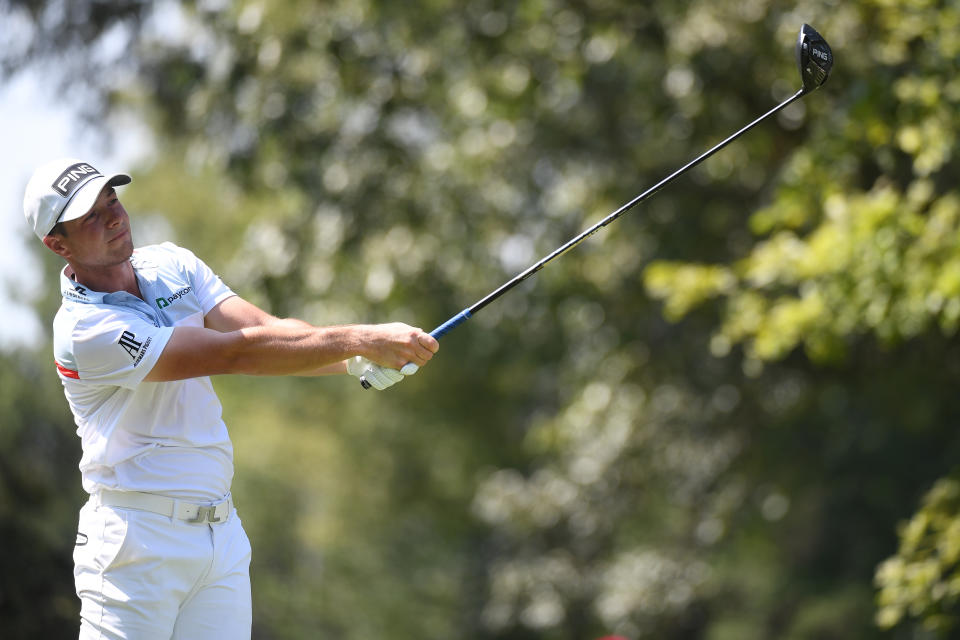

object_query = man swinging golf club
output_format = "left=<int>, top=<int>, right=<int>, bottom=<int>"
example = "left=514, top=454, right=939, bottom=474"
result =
left=26, top=20, right=832, bottom=639
left=24, top=158, right=439, bottom=639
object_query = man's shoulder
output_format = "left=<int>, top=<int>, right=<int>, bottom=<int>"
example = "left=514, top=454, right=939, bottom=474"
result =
left=52, top=299, right=126, bottom=363
left=133, top=242, right=210, bottom=277
left=54, top=297, right=131, bottom=334
left=133, top=242, right=194, bottom=265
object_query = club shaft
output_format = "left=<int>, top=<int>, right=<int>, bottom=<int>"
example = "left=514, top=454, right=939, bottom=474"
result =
left=429, top=89, right=806, bottom=340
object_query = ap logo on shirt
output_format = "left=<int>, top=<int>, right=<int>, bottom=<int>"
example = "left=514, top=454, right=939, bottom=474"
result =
left=118, top=331, right=143, bottom=359
left=118, top=330, right=153, bottom=367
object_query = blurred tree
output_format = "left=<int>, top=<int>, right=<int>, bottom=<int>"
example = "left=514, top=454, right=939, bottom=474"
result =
left=3, top=0, right=960, bottom=638
left=644, top=0, right=960, bottom=367
left=876, top=474, right=960, bottom=636
left=0, top=346, right=86, bottom=637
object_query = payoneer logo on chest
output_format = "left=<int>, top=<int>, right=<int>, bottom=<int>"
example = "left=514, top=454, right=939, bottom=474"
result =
left=156, top=286, right=192, bottom=309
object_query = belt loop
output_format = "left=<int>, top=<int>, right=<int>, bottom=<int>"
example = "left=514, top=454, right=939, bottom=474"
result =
left=170, top=498, right=180, bottom=523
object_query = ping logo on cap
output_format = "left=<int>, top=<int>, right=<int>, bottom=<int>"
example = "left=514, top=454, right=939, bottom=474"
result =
left=51, top=163, right=101, bottom=197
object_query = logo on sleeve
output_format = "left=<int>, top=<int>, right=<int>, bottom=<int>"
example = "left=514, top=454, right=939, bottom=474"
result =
left=118, top=331, right=143, bottom=358
left=118, top=330, right=153, bottom=367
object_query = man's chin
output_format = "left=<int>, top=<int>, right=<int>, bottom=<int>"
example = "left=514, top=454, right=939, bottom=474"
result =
left=119, top=237, right=135, bottom=256
left=109, top=239, right=135, bottom=264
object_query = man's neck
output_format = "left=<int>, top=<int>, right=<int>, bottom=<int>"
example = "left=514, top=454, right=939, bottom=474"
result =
left=66, top=260, right=142, bottom=300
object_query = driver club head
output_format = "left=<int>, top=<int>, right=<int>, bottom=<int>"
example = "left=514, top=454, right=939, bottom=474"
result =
left=796, top=23, right=833, bottom=94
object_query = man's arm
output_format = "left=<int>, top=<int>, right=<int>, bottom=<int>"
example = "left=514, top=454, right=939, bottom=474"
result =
left=143, top=295, right=438, bottom=382
left=204, top=295, right=309, bottom=332
left=203, top=295, right=346, bottom=375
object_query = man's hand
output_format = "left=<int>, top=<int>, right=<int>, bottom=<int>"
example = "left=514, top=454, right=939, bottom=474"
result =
left=359, top=323, right=439, bottom=370
left=346, top=356, right=405, bottom=391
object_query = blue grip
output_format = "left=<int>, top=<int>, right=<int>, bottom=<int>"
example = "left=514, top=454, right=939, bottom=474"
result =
left=430, top=309, right=472, bottom=339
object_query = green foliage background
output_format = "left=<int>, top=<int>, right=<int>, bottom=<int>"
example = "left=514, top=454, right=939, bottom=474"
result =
left=2, top=0, right=959, bottom=638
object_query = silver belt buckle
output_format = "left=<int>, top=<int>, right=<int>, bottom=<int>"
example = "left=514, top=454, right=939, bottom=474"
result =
left=188, top=505, right=222, bottom=524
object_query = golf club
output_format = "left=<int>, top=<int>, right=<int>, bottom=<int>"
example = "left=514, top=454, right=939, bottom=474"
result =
left=362, top=23, right=833, bottom=388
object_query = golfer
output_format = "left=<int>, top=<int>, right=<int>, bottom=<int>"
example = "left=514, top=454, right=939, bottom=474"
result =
left=23, top=158, right=439, bottom=639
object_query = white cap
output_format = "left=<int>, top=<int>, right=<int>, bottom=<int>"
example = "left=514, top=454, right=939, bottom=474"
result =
left=23, top=158, right=131, bottom=239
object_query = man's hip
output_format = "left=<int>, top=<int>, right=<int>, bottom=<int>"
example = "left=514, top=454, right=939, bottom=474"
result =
left=74, top=494, right=252, bottom=639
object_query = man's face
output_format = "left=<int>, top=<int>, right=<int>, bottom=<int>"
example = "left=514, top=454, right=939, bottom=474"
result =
left=50, top=186, right=134, bottom=268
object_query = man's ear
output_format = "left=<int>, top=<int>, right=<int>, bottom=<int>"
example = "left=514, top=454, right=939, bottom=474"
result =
left=43, top=234, right=71, bottom=259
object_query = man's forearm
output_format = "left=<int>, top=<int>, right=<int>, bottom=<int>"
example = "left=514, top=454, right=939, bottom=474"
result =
left=230, top=324, right=369, bottom=376
left=295, top=361, right=349, bottom=377
left=252, top=318, right=350, bottom=376
left=147, top=324, right=366, bottom=381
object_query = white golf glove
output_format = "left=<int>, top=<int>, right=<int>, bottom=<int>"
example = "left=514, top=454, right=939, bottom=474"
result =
left=347, top=356, right=406, bottom=391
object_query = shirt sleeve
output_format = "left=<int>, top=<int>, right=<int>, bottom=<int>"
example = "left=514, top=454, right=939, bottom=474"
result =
left=70, top=310, right=175, bottom=390
left=161, top=242, right=236, bottom=314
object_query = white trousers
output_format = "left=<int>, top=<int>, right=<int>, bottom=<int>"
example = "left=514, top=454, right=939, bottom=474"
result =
left=74, top=498, right=252, bottom=640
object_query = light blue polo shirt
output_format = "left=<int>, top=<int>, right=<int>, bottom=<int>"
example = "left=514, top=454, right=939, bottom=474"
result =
left=53, top=242, right=238, bottom=502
